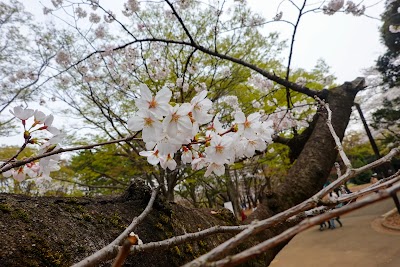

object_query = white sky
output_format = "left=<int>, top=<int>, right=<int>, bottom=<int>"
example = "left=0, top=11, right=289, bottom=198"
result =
left=246, top=0, right=385, bottom=83
left=2, top=0, right=387, bottom=146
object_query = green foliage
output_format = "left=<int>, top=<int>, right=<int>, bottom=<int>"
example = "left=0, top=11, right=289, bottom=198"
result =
left=380, top=0, right=400, bottom=52
left=68, top=144, right=147, bottom=195
left=374, top=0, right=400, bottom=144
left=343, top=132, right=375, bottom=184
left=0, top=145, right=37, bottom=193
left=376, top=50, right=400, bottom=88
left=372, top=97, right=400, bottom=144
left=377, top=0, right=400, bottom=87
left=0, top=145, right=37, bottom=159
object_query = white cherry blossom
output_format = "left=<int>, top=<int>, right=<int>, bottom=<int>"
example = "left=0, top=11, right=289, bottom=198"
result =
left=190, top=90, right=213, bottom=124
left=3, top=166, right=30, bottom=182
left=160, top=154, right=177, bottom=170
left=139, top=149, right=160, bottom=165
left=207, top=115, right=225, bottom=135
left=135, top=84, right=172, bottom=119
left=13, top=167, right=27, bottom=182
left=39, top=114, right=61, bottom=135
left=1, top=167, right=13, bottom=178
left=24, top=162, right=40, bottom=178
left=241, top=137, right=267, bottom=158
left=33, top=110, right=47, bottom=124
left=156, top=135, right=182, bottom=156
left=191, top=156, right=208, bottom=170
left=123, top=85, right=277, bottom=177
left=234, top=111, right=261, bottom=139
left=163, top=103, right=192, bottom=139
left=256, top=120, right=274, bottom=143
left=205, top=134, right=233, bottom=165
left=39, top=158, right=61, bottom=177
left=10, top=106, right=34, bottom=121
left=181, top=147, right=193, bottom=164
left=127, top=110, right=163, bottom=143
left=205, top=162, right=225, bottom=177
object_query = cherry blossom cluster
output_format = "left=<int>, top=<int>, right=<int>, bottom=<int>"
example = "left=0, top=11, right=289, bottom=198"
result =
left=323, top=0, right=365, bottom=16
left=1, top=107, right=64, bottom=182
left=247, top=74, right=274, bottom=94
left=389, top=25, right=400, bottom=34
left=273, top=11, right=283, bottom=21
left=344, top=1, right=365, bottom=16
left=127, top=85, right=274, bottom=177
left=323, top=0, right=344, bottom=15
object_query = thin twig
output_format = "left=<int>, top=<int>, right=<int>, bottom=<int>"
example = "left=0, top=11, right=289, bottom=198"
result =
left=318, top=148, right=400, bottom=199
left=284, top=0, right=308, bottom=110
left=315, top=97, right=352, bottom=169
left=130, top=225, right=247, bottom=254
left=0, top=135, right=141, bottom=173
left=338, top=172, right=400, bottom=203
left=0, top=139, right=29, bottom=169
left=164, top=0, right=195, bottom=44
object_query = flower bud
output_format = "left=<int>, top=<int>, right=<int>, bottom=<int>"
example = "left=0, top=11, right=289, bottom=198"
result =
left=45, top=144, right=57, bottom=153
left=29, top=138, right=39, bottom=144
left=24, top=130, right=31, bottom=140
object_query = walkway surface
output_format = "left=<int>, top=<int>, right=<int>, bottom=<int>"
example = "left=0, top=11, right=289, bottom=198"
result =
left=270, top=197, right=400, bottom=267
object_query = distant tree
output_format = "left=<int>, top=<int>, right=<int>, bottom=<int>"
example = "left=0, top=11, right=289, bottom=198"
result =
left=68, top=144, right=145, bottom=195
left=374, top=0, right=400, bottom=144
left=342, top=132, right=375, bottom=184
left=0, top=0, right=57, bottom=134
left=377, top=0, right=400, bottom=86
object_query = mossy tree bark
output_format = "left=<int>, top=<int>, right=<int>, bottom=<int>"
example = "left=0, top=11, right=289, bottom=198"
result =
left=0, top=180, right=238, bottom=267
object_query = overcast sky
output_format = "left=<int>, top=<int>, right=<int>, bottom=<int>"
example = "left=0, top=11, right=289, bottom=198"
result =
left=246, top=0, right=385, bottom=83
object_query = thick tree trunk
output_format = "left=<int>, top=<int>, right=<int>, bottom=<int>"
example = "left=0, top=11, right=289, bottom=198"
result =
left=246, top=78, right=364, bottom=264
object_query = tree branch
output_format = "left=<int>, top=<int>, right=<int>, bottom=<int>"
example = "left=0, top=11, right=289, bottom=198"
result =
left=0, top=135, right=141, bottom=173
left=316, top=97, right=352, bottom=169
left=130, top=224, right=246, bottom=254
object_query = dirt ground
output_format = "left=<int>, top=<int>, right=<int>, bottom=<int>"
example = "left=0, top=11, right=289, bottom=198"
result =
left=384, top=212, right=400, bottom=229
left=270, top=195, right=400, bottom=267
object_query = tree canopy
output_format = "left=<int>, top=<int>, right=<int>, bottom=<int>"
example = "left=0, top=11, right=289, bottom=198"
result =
left=373, top=0, right=400, bottom=145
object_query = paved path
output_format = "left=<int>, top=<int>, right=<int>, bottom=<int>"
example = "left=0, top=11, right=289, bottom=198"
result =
left=270, top=198, right=400, bottom=267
